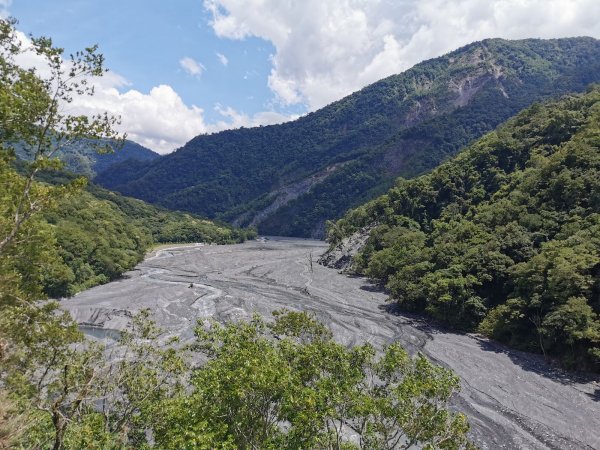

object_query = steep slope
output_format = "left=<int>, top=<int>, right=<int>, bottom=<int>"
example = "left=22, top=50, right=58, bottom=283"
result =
left=96, top=37, right=600, bottom=237
left=82, top=140, right=159, bottom=176
left=322, top=87, right=600, bottom=370
left=20, top=167, right=257, bottom=297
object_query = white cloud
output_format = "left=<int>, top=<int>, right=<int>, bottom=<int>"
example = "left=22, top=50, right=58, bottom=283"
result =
left=69, top=79, right=210, bottom=154
left=9, top=24, right=296, bottom=155
left=10, top=32, right=209, bottom=154
left=179, top=56, right=206, bottom=77
left=204, top=0, right=600, bottom=110
left=68, top=74, right=297, bottom=154
left=216, top=52, right=229, bottom=66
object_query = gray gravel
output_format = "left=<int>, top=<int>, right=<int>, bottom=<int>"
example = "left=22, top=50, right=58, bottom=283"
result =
left=64, top=238, right=600, bottom=449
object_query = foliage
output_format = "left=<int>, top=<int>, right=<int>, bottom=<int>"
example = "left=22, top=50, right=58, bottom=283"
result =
left=4, top=305, right=474, bottom=450
left=155, top=311, right=475, bottom=450
left=327, top=87, right=600, bottom=370
left=96, top=37, right=600, bottom=237
left=0, top=19, right=251, bottom=449
left=86, top=183, right=256, bottom=245
left=3, top=308, right=187, bottom=450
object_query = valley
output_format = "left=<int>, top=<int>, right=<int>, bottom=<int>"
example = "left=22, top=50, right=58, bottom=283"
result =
left=3, top=6, right=600, bottom=448
left=64, top=239, right=600, bottom=450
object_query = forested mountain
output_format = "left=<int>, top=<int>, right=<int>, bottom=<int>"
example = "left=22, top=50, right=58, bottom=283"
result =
left=96, top=37, right=600, bottom=237
left=322, top=87, right=600, bottom=370
left=8, top=162, right=255, bottom=298
left=15, top=138, right=159, bottom=178
left=48, top=183, right=256, bottom=297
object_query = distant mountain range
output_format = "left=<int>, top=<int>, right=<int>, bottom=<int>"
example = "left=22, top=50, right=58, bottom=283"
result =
left=95, top=37, right=600, bottom=237
left=16, top=139, right=159, bottom=178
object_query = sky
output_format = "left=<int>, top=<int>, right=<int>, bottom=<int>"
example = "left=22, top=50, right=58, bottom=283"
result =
left=2, top=0, right=600, bottom=154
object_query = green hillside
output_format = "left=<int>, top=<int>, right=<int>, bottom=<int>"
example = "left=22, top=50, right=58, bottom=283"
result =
left=8, top=164, right=256, bottom=298
left=96, top=37, right=600, bottom=237
left=325, top=87, right=600, bottom=370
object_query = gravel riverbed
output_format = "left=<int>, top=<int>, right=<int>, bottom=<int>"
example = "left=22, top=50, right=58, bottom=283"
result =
left=64, top=238, right=600, bottom=449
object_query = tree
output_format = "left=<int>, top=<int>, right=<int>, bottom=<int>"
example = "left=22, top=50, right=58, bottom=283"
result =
left=157, top=311, right=475, bottom=450
left=0, top=17, right=123, bottom=448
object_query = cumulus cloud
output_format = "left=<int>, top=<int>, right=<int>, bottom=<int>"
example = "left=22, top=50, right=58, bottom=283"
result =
left=69, top=74, right=296, bottom=154
left=11, top=32, right=209, bottom=154
left=11, top=31, right=296, bottom=154
left=69, top=79, right=210, bottom=154
left=204, top=0, right=600, bottom=110
left=179, top=56, right=206, bottom=77
left=216, top=52, right=229, bottom=66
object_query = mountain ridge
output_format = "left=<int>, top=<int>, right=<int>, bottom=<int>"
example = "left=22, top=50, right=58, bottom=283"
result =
left=15, top=138, right=159, bottom=178
left=96, top=36, right=600, bottom=237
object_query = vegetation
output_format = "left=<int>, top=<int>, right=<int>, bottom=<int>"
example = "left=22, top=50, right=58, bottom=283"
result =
left=96, top=37, right=600, bottom=237
left=327, top=87, right=600, bottom=371
left=4, top=307, right=475, bottom=449
left=44, top=184, right=255, bottom=297
left=0, top=18, right=472, bottom=448
left=155, top=311, right=474, bottom=450
left=4, top=160, right=255, bottom=299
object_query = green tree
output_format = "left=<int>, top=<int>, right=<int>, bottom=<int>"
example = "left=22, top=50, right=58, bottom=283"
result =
left=157, top=311, right=474, bottom=450
left=0, top=17, right=124, bottom=448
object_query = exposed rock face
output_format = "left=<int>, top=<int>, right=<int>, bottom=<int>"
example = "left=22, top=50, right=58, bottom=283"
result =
left=232, top=163, right=347, bottom=229
left=318, top=227, right=372, bottom=271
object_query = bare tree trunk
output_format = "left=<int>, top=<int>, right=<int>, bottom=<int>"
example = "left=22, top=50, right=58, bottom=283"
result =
left=51, top=413, right=66, bottom=450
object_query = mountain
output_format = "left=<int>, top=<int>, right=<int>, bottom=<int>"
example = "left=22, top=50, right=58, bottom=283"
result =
left=321, top=86, right=600, bottom=371
left=24, top=168, right=256, bottom=297
left=96, top=37, right=600, bottom=238
left=77, top=140, right=159, bottom=177
left=16, top=139, right=159, bottom=178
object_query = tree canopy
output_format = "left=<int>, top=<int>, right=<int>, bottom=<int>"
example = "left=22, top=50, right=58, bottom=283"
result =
left=327, top=86, right=600, bottom=370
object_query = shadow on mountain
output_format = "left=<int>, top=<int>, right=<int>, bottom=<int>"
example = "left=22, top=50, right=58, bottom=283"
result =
left=376, top=293, right=600, bottom=392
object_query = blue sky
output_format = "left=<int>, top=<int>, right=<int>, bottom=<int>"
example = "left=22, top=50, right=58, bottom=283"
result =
left=9, top=0, right=302, bottom=123
left=3, top=0, right=600, bottom=153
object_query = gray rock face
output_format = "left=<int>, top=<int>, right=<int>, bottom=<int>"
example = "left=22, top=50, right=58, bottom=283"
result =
left=63, top=239, right=600, bottom=450
left=318, top=228, right=372, bottom=271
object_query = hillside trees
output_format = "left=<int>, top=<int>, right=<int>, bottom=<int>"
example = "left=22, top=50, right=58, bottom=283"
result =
left=327, top=87, right=600, bottom=370
left=0, top=16, right=121, bottom=447
left=0, top=14, right=125, bottom=343
left=0, top=17, right=120, bottom=254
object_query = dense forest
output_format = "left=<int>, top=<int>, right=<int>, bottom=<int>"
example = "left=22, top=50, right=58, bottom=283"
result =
left=326, top=87, right=600, bottom=371
left=96, top=37, right=600, bottom=237
left=10, top=165, right=256, bottom=298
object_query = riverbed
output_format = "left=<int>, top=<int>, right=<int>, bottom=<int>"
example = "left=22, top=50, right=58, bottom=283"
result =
left=64, top=238, right=600, bottom=449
